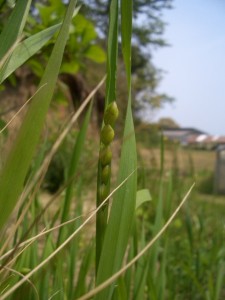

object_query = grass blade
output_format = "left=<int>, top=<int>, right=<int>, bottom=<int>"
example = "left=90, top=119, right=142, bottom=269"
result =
left=78, top=184, right=195, bottom=300
left=95, top=117, right=137, bottom=299
left=57, top=103, right=93, bottom=245
left=0, top=0, right=31, bottom=61
left=136, top=189, right=152, bottom=209
left=0, top=0, right=78, bottom=231
left=95, top=0, right=136, bottom=298
left=95, top=0, right=119, bottom=271
left=0, top=23, right=61, bottom=84
left=105, top=0, right=119, bottom=105
left=0, top=172, right=135, bottom=299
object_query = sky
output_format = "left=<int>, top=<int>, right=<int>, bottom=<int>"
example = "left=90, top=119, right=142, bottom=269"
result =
left=153, top=0, right=225, bottom=135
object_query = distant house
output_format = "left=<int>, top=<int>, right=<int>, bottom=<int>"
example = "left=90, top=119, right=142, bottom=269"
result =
left=161, top=127, right=206, bottom=146
left=161, top=127, right=225, bottom=150
left=187, top=135, right=225, bottom=150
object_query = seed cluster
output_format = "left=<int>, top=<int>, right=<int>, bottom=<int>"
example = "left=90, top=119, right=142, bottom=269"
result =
left=99, top=102, right=119, bottom=201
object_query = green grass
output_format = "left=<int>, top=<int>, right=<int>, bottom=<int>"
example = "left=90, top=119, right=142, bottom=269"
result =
left=0, top=1, right=225, bottom=299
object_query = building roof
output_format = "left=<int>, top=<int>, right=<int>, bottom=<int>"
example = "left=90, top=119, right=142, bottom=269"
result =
left=161, top=127, right=207, bottom=135
left=187, top=135, right=225, bottom=145
left=161, top=126, right=225, bottom=148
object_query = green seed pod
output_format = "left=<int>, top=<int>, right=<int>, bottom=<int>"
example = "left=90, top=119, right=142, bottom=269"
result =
left=20, top=267, right=31, bottom=275
left=101, top=165, right=110, bottom=184
left=100, top=146, right=112, bottom=166
left=104, top=101, right=119, bottom=126
left=100, top=124, right=114, bottom=145
left=99, top=184, right=108, bottom=200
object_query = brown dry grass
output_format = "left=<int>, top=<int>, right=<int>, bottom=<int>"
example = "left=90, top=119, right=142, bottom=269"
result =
left=138, top=144, right=216, bottom=174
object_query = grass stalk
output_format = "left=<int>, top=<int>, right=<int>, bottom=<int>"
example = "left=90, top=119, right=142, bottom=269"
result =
left=95, top=0, right=119, bottom=273
left=0, top=171, right=135, bottom=299
left=57, top=103, right=93, bottom=245
left=78, top=183, right=195, bottom=300
left=0, top=0, right=78, bottom=231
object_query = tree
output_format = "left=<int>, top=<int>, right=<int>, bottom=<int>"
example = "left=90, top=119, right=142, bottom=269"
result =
left=81, top=0, right=174, bottom=119
left=158, top=117, right=180, bottom=128
left=0, top=0, right=173, bottom=125
left=0, top=0, right=107, bottom=126
left=81, top=0, right=172, bottom=49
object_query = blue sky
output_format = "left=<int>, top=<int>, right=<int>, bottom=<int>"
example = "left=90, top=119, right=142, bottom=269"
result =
left=153, top=0, right=225, bottom=135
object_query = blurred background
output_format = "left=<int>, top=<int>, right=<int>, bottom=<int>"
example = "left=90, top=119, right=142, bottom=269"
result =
left=1, top=1, right=225, bottom=298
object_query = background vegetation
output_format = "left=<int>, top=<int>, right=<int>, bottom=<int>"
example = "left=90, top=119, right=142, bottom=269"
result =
left=0, top=0, right=224, bottom=299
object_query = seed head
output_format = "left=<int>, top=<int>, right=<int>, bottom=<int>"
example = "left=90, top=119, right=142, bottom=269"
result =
left=100, top=146, right=112, bottom=166
left=104, top=101, right=119, bottom=126
left=99, top=184, right=108, bottom=200
left=101, top=165, right=110, bottom=184
left=100, top=124, right=114, bottom=145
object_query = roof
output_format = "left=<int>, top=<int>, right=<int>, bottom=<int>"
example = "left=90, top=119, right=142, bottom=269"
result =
left=187, top=135, right=225, bottom=144
left=161, top=127, right=207, bottom=135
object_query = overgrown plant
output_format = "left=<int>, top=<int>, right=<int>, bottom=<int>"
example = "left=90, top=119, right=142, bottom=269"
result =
left=1, top=1, right=223, bottom=300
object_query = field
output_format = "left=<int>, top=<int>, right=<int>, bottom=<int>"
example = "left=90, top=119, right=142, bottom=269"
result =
left=2, top=119, right=225, bottom=299
left=138, top=145, right=216, bottom=173
left=1, top=1, right=225, bottom=299
left=136, top=142, right=225, bottom=299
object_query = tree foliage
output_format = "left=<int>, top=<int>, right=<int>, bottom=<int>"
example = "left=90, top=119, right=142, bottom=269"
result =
left=0, top=0, right=174, bottom=120
left=0, top=0, right=106, bottom=116
left=158, top=117, right=180, bottom=128
left=27, top=0, right=106, bottom=77
left=81, top=0, right=174, bottom=117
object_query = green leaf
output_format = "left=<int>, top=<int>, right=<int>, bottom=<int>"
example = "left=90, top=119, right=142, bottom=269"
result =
left=215, top=261, right=225, bottom=300
left=0, top=0, right=79, bottom=231
left=37, top=4, right=61, bottom=27
left=0, top=23, right=61, bottom=84
left=57, top=103, right=93, bottom=245
left=84, top=45, right=106, bottom=63
left=27, top=59, right=45, bottom=77
left=73, top=243, right=95, bottom=298
left=95, top=0, right=119, bottom=274
left=96, top=107, right=137, bottom=300
left=60, top=60, right=79, bottom=74
left=136, top=189, right=152, bottom=209
left=95, top=1, right=137, bottom=298
left=105, top=0, right=119, bottom=106
left=121, top=0, right=132, bottom=85
left=0, top=0, right=32, bottom=61
left=133, top=225, right=150, bottom=300
left=73, top=14, right=97, bottom=43
left=0, top=119, right=8, bottom=137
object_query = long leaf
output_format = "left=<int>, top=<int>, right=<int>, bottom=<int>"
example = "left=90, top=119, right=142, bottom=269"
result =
left=95, top=0, right=119, bottom=272
left=0, top=0, right=78, bottom=231
left=77, top=184, right=194, bottom=300
left=57, top=102, right=93, bottom=245
left=105, top=0, right=119, bottom=106
left=0, top=23, right=61, bottom=84
left=96, top=110, right=137, bottom=299
left=95, top=0, right=137, bottom=298
left=136, top=189, right=152, bottom=209
left=0, top=0, right=32, bottom=61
